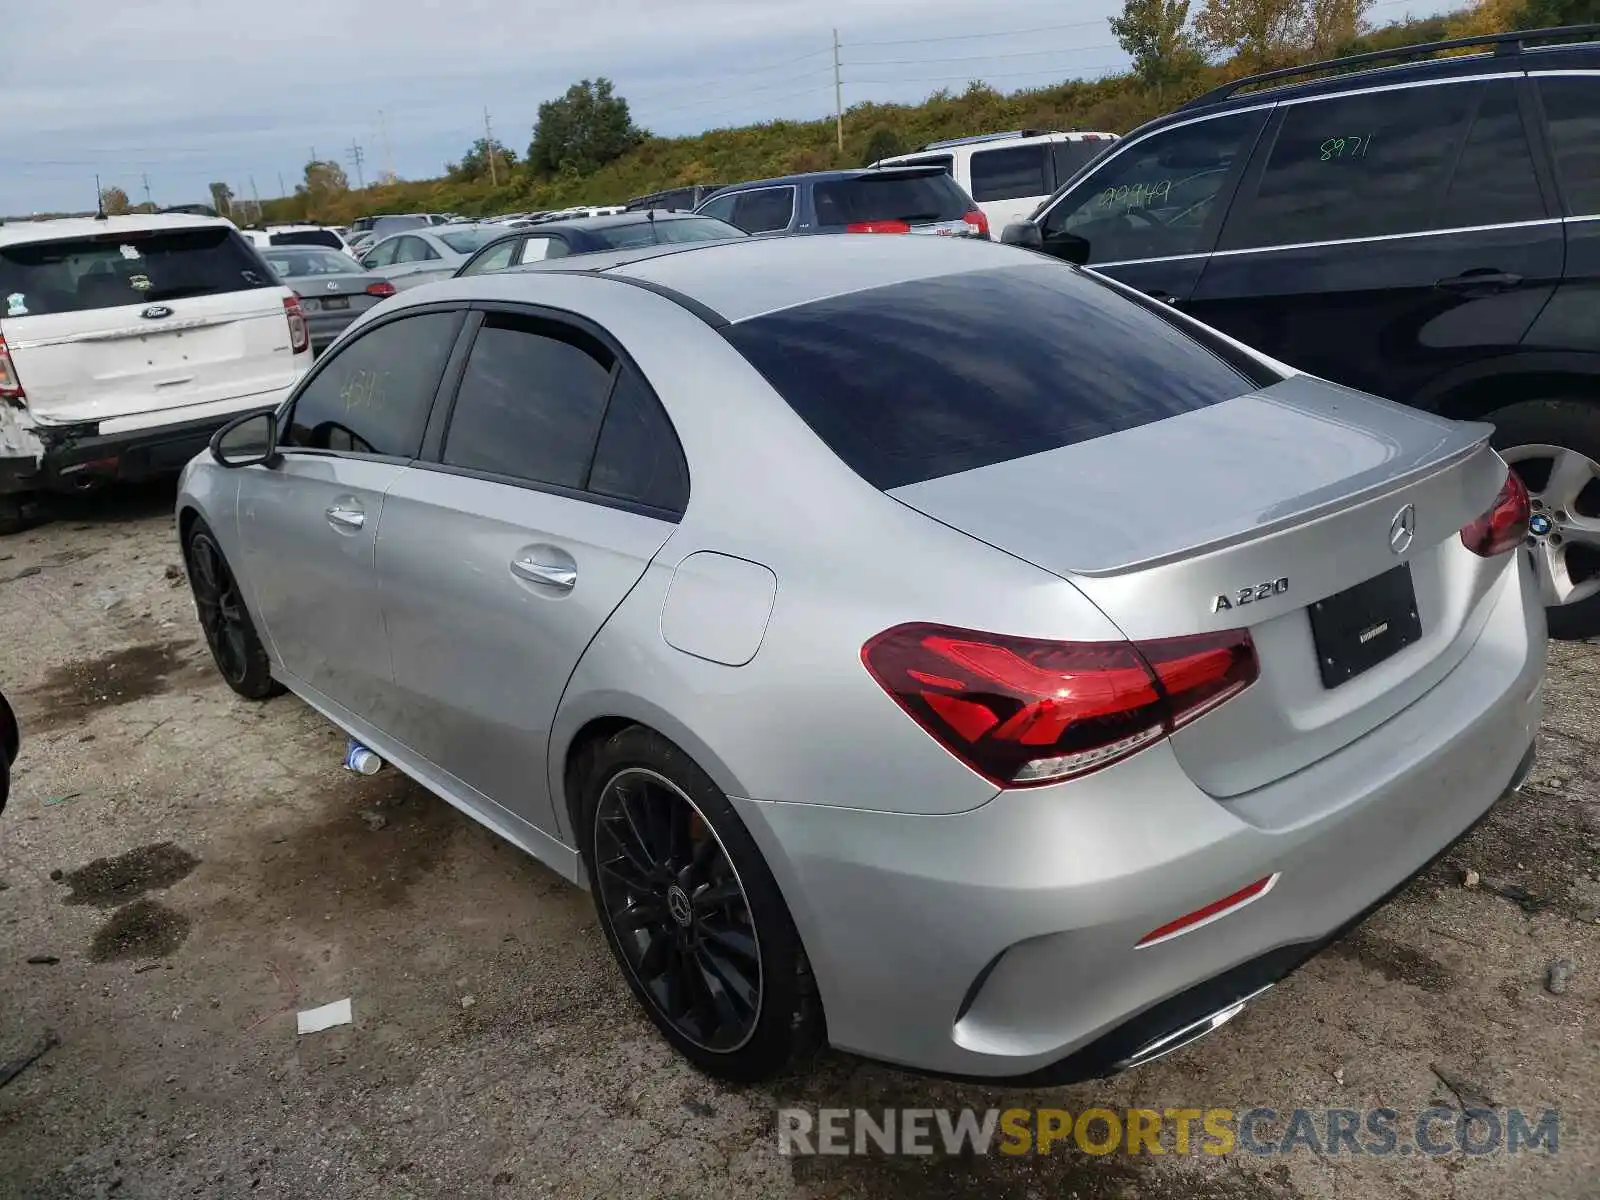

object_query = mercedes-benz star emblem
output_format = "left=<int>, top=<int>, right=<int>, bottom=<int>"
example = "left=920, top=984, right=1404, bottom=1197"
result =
left=666, top=885, right=693, bottom=927
left=1389, top=503, right=1416, bottom=555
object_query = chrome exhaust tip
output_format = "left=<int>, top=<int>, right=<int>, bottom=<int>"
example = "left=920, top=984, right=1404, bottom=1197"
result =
left=1114, top=983, right=1274, bottom=1071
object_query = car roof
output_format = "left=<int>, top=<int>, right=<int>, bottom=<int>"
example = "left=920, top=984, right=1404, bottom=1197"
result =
left=501, top=238, right=748, bottom=276
left=1174, top=37, right=1600, bottom=118
left=0, top=213, right=234, bottom=248
left=704, top=166, right=944, bottom=195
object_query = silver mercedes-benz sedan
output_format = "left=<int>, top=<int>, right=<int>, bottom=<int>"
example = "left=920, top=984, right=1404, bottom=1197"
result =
left=176, top=235, right=1546, bottom=1084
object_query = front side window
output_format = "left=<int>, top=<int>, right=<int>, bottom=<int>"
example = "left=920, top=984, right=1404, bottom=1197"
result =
left=363, top=238, right=399, bottom=268
left=461, top=240, right=518, bottom=276
left=1221, top=81, right=1488, bottom=249
left=729, top=188, right=795, bottom=234
left=695, top=192, right=737, bottom=223
left=0, top=227, right=273, bottom=316
left=969, top=145, right=1051, bottom=202
left=442, top=314, right=615, bottom=489
left=1538, top=75, right=1600, bottom=215
left=1042, top=112, right=1262, bottom=264
left=282, top=311, right=461, bottom=455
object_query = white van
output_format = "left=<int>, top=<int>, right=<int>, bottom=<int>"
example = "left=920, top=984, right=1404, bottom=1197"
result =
left=0, top=214, right=312, bottom=531
left=874, top=129, right=1119, bottom=236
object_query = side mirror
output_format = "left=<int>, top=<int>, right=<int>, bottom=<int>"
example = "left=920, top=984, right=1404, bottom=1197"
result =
left=1000, top=221, right=1044, bottom=249
left=210, top=410, right=279, bottom=469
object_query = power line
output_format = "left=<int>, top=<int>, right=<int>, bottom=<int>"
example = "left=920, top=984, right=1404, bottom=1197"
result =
left=625, top=44, right=834, bottom=99
left=847, top=43, right=1119, bottom=68
left=848, top=62, right=1127, bottom=86
left=850, top=18, right=1109, bottom=49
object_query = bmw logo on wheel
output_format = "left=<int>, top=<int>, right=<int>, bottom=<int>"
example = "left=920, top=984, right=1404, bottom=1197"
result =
left=1529, top=513, right=1553, bottom=536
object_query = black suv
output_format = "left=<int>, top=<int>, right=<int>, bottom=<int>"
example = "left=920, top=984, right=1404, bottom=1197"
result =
left=1003, top=25, right=1600, bottom=638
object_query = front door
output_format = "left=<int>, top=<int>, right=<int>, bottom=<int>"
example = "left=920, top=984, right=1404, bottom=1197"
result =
left=1187, top=77, right=1563, bottom=404
left=234, top=308, right=464, bottom=719
left=1033, top=109, right=1269, bottom=305
left=377, top=310, right=687, bottom=835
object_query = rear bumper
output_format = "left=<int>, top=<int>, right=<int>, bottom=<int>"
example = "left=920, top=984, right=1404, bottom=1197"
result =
left=0, top=386, right=295, bottom=494
left=731, top=555, right=1547, bottom=1080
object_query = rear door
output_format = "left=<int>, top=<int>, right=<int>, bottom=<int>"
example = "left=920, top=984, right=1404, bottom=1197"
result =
left=377, top=307, right=686, bottom=834
left=1527, top=73, right=1600, bottom=359
left=233, top=307, right=465, bottom=719
left=1034, top=109, right=1269, bottom=304
left=0, top=224, right=301, bottom=424
left=1188, top=76, right=1562, bottom=404
left=386, top=236, right=448, bottom=290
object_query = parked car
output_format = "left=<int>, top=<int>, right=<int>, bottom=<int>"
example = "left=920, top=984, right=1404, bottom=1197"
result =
left=625, top=185, right=726, bottom=213
left=454, top=212, right=746, bottom=276
left=0, top=213, right=312, bottom=533
left=178, top=234, right=1543, bottom=1084
left=347, top=214, right=434, bottom=242
left=241, top=225, right=349, bottom=252
left=259, top=245, right=397, bottom=352
left=695, top=167, right=990, bottom=238
left=874, top=129, right=1118, bottom=234
left=358, top=225, right=502, bottom=290
left=1001, top=25, right=1600, bottom=638
left=0, top=683, right=17, bottom=814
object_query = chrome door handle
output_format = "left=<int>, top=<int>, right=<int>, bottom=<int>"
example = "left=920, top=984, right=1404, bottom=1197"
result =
left=326, top=505, right=365, bottom=530
left=511, top=557, right=577, bottom=589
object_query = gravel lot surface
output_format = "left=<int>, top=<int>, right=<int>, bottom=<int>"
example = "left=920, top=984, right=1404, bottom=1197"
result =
left=1, top=484, right=1597, bottom=1199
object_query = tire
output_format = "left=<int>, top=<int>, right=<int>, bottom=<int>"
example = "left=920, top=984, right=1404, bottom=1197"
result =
left=1487, top=399, right=1600, bottom=641
left=578, top=725, right=823, bottom=1082
left=182, top=517, right=283, bottom=700
left=0, top=493, right=42, bottom=537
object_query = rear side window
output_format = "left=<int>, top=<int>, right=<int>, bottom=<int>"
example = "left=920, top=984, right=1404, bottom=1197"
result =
left=588, top=371, right=690, bottom=513
left=723, top=265, right=1263, bottom=490
left=1051, top=139, right=1108, bottom=187
left=812, top=173, right=969, bottom=226
left=0, top=227, right=273, bottom=317
left=1222, top=82, right=1483, bottom=249
left=443, top=314, right=615, bottom=489
left=284, top=311, right=461, bottom=456
left=730, top=188, right=795, bottom=234
left=1437, top=81, right=1544, bottom=227
left=1538, top=75, right=1600, bottom=215
left=969, top=146, right=1051, bottom=202
left=695, top=193, right=737, bottom=223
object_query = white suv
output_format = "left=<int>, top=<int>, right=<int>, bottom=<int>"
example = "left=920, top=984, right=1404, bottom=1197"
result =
left=874, top=129, right=1119, bottom=236
left=0, top=214, right=312, bottom=531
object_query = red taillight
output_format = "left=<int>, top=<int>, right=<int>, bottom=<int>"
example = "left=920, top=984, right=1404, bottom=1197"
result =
left=282, top=296, right=309, bottom=355
left=963, top=208, right=990, bottom=238
left=365, top=281, right=396, bottom=298
left=0, top=335, right=24, bottom=403
left=1136, top=874, right=1278, bottom=947
left=846, top=219, right=911, bottom=234
left=861, top=623, right=1258, bottom=787
left=1459, top=470, right=1530, bottom=557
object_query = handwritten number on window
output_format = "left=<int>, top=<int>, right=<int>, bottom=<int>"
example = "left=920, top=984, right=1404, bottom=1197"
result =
left=1319, top=133, right=1375, bottom=162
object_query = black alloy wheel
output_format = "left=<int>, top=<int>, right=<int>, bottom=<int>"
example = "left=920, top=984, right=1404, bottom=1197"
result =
left=592, top=766, right=763, bottom=1053
left=183, top=518, right=281, bottom=699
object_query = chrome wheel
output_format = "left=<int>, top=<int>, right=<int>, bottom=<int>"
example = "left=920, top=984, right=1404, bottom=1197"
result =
left=187, top=532, right=252, bottom=684
left=592, top=767, right=763, bottom=1052
left=1501, top=443, right=1600, bottom=608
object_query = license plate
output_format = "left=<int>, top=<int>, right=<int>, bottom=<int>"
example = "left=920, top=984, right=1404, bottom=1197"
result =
left=323, top=296, right=350, bottom=310
left=1308, top=564, right=1422, bottom=688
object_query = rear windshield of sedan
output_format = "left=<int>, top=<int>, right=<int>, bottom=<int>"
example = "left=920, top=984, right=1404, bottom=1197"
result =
left=722, top=264, right=1274, bottom=489
left=439, top=228, right=500, bottom=253
left=0, top=227, right=274, bottom=316
left=263, top=248, right=360, bottom=276
left=591, top=217, right=745, bottom=249
left=812, top=172, right=970, bottom=227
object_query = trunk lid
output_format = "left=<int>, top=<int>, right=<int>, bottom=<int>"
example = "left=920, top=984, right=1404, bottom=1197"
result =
left=0, top=224, right=300, bottom=425
left=889, top=376, right=1512, bottom=796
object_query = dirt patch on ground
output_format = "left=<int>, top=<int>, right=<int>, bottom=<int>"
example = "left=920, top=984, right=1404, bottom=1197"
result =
left=1327, top=928, right=1456, bottom=993
left=89, top=898, right=191, bottom=961
left=57, top=841, right=199, bottom=907
left=23, top=640, right=196, bottom=733
left=253, top=771, right=460, bottom=925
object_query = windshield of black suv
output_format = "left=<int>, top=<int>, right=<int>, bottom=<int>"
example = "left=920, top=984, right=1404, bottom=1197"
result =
left=0, top=226, right=274, bottom=316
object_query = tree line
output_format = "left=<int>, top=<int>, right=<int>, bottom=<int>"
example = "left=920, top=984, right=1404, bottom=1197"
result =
left=201, top=0, right=1585, bottom=228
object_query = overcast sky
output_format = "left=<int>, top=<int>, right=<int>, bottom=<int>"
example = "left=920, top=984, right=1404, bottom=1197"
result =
left=2, top=0, right=1441, bottom=214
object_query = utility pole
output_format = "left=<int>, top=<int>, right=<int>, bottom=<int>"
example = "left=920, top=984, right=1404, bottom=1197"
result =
left=378, top=109, right=396, bottom=182
left=833, top=28, right=844, bottom=155
left=277, top=171, right=286, bottom=198
left=483, top=107, right=499, bottom=187
left=347, top=140, right=366, bottom=189
left=249, top=174, right=262, bottom=224
left=141, top=173, right=152, bottom=209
